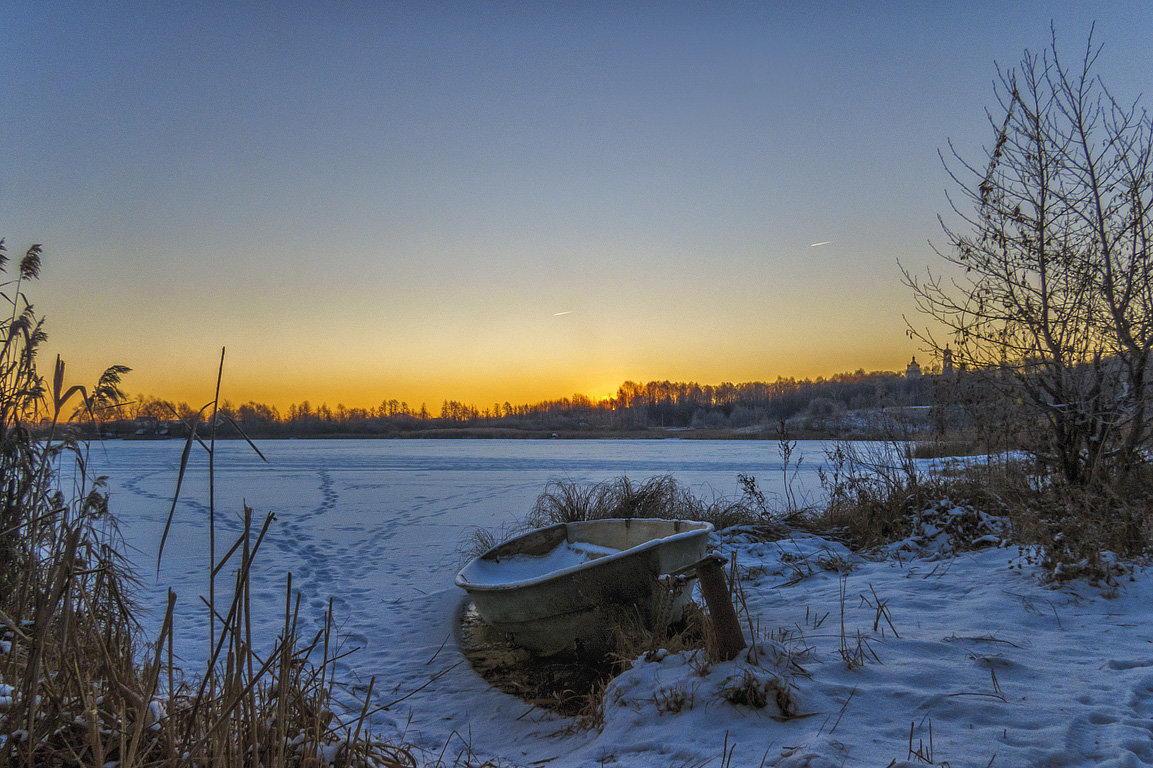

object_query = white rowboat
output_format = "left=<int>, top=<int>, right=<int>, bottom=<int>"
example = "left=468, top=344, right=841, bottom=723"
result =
left=455, top=518, right=712, bottom=655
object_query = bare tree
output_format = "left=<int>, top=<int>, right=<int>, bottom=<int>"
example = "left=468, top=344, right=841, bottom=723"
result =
left=906, top=27, right=1153, bottom=485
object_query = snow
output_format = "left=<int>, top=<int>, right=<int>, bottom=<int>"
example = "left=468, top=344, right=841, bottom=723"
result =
left=461, top=540, right=621, bottom=586
left=86, top=439, right=1153, bottom=767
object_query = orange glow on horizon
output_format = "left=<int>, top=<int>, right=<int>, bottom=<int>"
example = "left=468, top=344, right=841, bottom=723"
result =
left=77, top=352, right=917, bottom=415
left=42, top=285, right=918, bottom=415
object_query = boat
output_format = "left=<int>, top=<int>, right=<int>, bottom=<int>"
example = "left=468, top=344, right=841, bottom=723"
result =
left=455, top=517, right=713, bottom=655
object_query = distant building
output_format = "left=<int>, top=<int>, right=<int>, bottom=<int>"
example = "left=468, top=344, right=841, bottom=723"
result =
left=942, top=345, right=954, bottom=376
left=906, top=356, right=922, bottom=380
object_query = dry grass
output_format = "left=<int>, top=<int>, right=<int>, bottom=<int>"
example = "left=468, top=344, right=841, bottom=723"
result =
left=810, top=434, right=1153, bottom=582
left=966, top=459, right=1153, bottom=581
left=718, top=669, right=795, bottom=717
left=525, top=475, right=763, bottom=531
left=0, top=241, right=413, bottom=767
left=811, top=440, right=947, bottom=549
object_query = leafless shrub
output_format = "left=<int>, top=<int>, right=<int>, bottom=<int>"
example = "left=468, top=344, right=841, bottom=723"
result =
left=906, top=28, right=1153, bottom=488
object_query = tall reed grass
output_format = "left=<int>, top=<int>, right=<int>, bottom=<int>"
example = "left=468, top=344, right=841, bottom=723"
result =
left=0, top=240, right=413, bottom=767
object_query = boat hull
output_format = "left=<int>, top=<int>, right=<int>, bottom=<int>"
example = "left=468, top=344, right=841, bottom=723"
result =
left=455, top=518, right=712, bottom=655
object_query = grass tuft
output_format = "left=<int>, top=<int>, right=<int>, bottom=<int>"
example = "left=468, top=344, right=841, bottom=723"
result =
left=525, top=474, right=765, bottom=531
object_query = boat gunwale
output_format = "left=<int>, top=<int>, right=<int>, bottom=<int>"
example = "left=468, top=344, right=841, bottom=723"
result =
left=454, top=517, right=713, bottom=594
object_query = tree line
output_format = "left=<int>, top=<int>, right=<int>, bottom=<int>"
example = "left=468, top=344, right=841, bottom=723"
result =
left=87, top=369, right=931, bottom=438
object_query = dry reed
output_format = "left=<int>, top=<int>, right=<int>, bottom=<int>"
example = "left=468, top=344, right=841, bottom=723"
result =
left=0, top=241, right=413, bottom=767
left=525, top=474, right=763, bottom=531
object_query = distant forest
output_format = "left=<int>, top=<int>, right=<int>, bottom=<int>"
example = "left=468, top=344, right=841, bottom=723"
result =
left=93, top=368, right=934, bottom=439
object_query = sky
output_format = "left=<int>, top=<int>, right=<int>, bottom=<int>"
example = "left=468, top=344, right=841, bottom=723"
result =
left=3, top=2, right=1152, bottom=412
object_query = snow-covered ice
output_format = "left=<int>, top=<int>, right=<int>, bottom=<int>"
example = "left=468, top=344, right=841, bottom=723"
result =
left=85, top=439, right=1153, bottom=767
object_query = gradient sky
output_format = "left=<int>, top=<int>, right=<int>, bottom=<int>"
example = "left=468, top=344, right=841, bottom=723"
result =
left=3, top=2, right=1152, bottom=411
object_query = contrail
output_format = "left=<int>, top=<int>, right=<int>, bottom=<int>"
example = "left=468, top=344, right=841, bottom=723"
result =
left=552, top=311, right=572, bottom=317
left=809, top=241, right=831, bottom=247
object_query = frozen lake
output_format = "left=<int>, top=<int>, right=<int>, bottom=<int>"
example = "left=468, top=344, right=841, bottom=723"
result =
left=88, top=438, right=835, bottom=666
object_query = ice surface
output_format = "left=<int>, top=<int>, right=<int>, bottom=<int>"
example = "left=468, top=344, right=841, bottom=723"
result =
left=83, top=439, right=1153, bottom=767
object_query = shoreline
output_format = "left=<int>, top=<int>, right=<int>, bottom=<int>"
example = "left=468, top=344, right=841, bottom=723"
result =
left=108, top=426, right=907, bottom=442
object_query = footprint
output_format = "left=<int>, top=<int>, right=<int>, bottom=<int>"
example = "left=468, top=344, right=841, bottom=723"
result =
left=1107, top=659, right=1153, bottom=671
left=1088, top=710, right=1117, bottom=725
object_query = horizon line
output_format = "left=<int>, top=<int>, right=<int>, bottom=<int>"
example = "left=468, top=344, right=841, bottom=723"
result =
left=124, top=364, right=928, bottom=413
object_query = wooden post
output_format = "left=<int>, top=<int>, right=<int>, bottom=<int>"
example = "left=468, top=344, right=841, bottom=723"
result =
left=695, top=554, right=746, bottom=661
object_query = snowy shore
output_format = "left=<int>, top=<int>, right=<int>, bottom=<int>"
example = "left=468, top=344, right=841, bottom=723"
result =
left=90, top=439, right=1153, bottom=767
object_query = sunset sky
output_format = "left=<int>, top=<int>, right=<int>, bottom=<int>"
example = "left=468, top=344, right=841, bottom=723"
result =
left=4, top=2, right=1152, bottom=411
